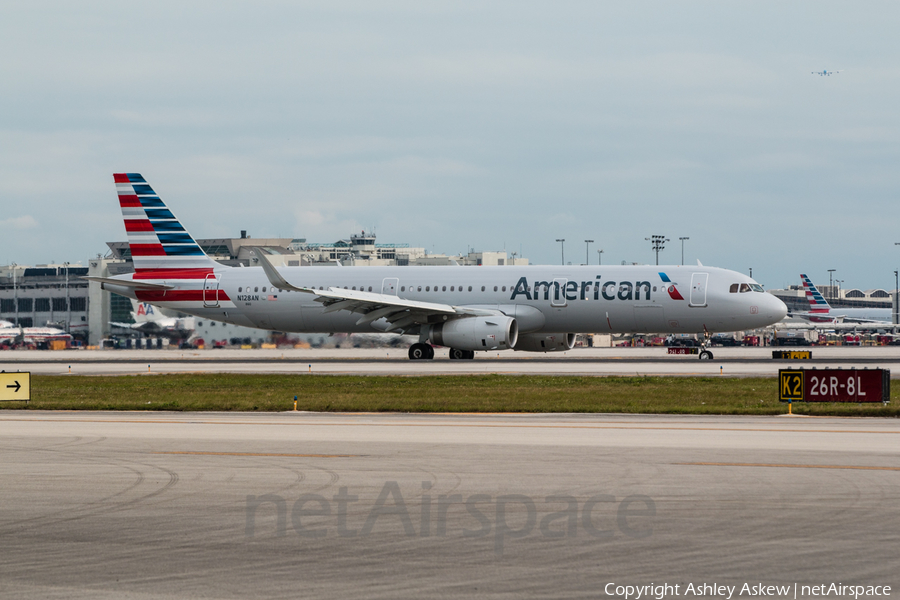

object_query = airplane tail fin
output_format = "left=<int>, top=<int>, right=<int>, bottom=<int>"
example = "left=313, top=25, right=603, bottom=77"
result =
left=114, top=173, right=221, bottom=279
left=800, top=274, right=832, bottom=313
left=130, top=298, right=165, bottom=323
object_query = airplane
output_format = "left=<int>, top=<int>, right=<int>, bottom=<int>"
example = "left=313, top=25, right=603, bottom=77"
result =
left=811, top=69, right=842, bottom=76
left=110, top=299, right=195, bottom=339
left=793, top=274, right=893, bottom=324
left=86, top=173, right=788, bottom=361
left=0, top=323, right=72, bottom=345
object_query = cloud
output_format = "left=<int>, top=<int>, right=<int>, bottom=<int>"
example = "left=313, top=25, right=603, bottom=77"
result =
left=0, top=215, right=38, bottom=230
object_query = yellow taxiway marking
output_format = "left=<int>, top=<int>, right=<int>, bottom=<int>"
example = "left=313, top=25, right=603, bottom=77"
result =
left=677, top=462, right=900, bottom=472
left=154, top=451, right=357, bottom=458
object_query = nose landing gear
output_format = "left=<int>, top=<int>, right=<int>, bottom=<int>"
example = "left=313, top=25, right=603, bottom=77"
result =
left=698, top=327, right=714, bottom=360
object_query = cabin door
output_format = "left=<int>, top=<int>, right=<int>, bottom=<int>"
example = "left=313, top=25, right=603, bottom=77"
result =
left=690, top=273, right=708, bottom=307
left=203, top=274, right=220, bottom=308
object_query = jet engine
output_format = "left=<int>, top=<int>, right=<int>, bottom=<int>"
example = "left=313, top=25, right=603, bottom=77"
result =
left=513, top=333, right=576, bottom=353
left=429, top=316, right=518, bottom=351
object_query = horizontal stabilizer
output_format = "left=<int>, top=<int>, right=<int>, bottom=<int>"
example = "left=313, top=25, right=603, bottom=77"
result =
left=83, top=276, right=174, bottom=290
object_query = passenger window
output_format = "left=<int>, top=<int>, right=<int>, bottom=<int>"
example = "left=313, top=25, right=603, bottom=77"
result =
left=262, top=287, right=267, bottom=292
left=238, top=287, right=242, bottom=292
left=352, top=286, right=356, bottom=290
left=468, top=286, right=472, bottom=292
left=369, top=286, right=373, bottom=292
left=730, top=284, right=739, bottom=293
left=417, top=286, right=422, bottom=292
left=481, top=286, right=485, bottom=292
left=450, top=286, right=455, bottom=291
left=652, top=286, right=657, bottom=292
left=401, top=286, right=405, bottom=292
left=442, top=286, right=447, bottom=291
left=254, top=287, right=258, bottom=292
left=502, top=286, right=506, bottom=292
left=426, top=286, right=430, bottom=292
left=494, top=286, right=498, bottom=292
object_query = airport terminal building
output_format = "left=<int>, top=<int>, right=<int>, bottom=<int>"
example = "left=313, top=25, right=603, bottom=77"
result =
left=0, top=264, right=91, bottom=337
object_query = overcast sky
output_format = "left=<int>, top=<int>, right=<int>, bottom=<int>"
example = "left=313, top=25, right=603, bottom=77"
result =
left=2, top=1, right=899, bottom=290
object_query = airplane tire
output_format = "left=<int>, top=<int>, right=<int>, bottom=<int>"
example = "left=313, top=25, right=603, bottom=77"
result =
left=449, top=348, right=466, bottom=360
left=699, top=350, right=713, bottom=360
left=464, top=350, right=475, bottom=360
left=425, top=344, right=435, bottom=360
left=409, top=344, right=428, bottom=360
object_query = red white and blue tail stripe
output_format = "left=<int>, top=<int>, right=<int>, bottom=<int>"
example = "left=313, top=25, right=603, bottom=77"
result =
left=115, top=173, right=218, bottom=274
left=800, top=274, right=831, bottom=314
left=114, top=173, right=230, bottom=307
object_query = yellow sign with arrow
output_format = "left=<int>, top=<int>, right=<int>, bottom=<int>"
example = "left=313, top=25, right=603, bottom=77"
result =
left=0, top=372, right=31, bottom=402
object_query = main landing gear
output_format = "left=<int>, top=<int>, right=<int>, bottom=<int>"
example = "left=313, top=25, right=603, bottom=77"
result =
left=408, top=343, right=434, bottom=360
left=448, top=348, right=475, bottom=360
left=408, top=344, right=475, bottom=360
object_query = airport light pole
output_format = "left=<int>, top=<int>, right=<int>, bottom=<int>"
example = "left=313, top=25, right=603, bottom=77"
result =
left=556, top=239, right=565, bottom=266
left=11, top=262, right=17, bottom=326
left=64, top=261, right=70, bottom=333
left=597, top=249, right=604, bottom=265
left=895, top=242, right=900, bottom=325
left=828, top=269, right=836, bottom=300
left=584, top=240, right=593, bottom=265
left=645, top=235, right=669, bottom=266
left=679, top=237, right=689, bottom=266
left=895, top=271, right=899, bottom=326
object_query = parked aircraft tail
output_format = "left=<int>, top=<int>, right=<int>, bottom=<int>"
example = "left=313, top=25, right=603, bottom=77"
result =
left=800, top=274, right=832, bottom=314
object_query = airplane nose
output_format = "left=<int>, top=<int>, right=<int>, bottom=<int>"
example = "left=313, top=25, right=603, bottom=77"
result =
left=770, top=295, right=788, bottom=322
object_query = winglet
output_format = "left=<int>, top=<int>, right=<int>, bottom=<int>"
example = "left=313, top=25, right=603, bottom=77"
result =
left=696, top=259, right=703, bottom=267
left=251, top=248, right=313, bottom=294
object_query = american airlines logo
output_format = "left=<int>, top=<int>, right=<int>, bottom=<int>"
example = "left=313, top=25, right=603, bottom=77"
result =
left=508, top=275, right=683, bottom=303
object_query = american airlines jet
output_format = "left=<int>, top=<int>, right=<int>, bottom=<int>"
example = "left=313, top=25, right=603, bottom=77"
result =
left=87, top=174, right=787, bottom=360
left=794, top=274, right=892, bottom=324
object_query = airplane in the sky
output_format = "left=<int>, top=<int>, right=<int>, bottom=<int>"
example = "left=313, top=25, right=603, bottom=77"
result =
left=86, top=173, right=787, bottom=360
left=110, top=299, right=195, bottom=339
left=792, top=274, right=892, bottom=324
left=811, top=69, right=842, bottom=76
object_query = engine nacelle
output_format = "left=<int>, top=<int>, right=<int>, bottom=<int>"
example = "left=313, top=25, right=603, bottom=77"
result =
left=429, top=316, right=518, bottom=351
left=513, top=333, right=576, bottom=353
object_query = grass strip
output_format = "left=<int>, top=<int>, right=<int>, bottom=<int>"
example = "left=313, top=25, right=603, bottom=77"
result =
left=1, top=374, right=896, bottom=416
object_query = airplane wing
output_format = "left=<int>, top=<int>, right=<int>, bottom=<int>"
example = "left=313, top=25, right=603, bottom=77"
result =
left=252, top=249, right=500, bottom=332
left=792, top=311, right=887, bottom=325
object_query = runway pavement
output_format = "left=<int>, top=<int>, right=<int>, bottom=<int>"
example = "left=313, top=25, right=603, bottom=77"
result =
left=0, top=411, right=897, bottom=598
left=4, top=346, right=900, bottom=376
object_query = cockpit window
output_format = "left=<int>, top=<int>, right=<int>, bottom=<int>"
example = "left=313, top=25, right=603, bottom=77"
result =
left=750, top=284, right=764, bottom=292
left=729, top=284, right=739, bottom=293
left=740, top=283, right=751, bottom=293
